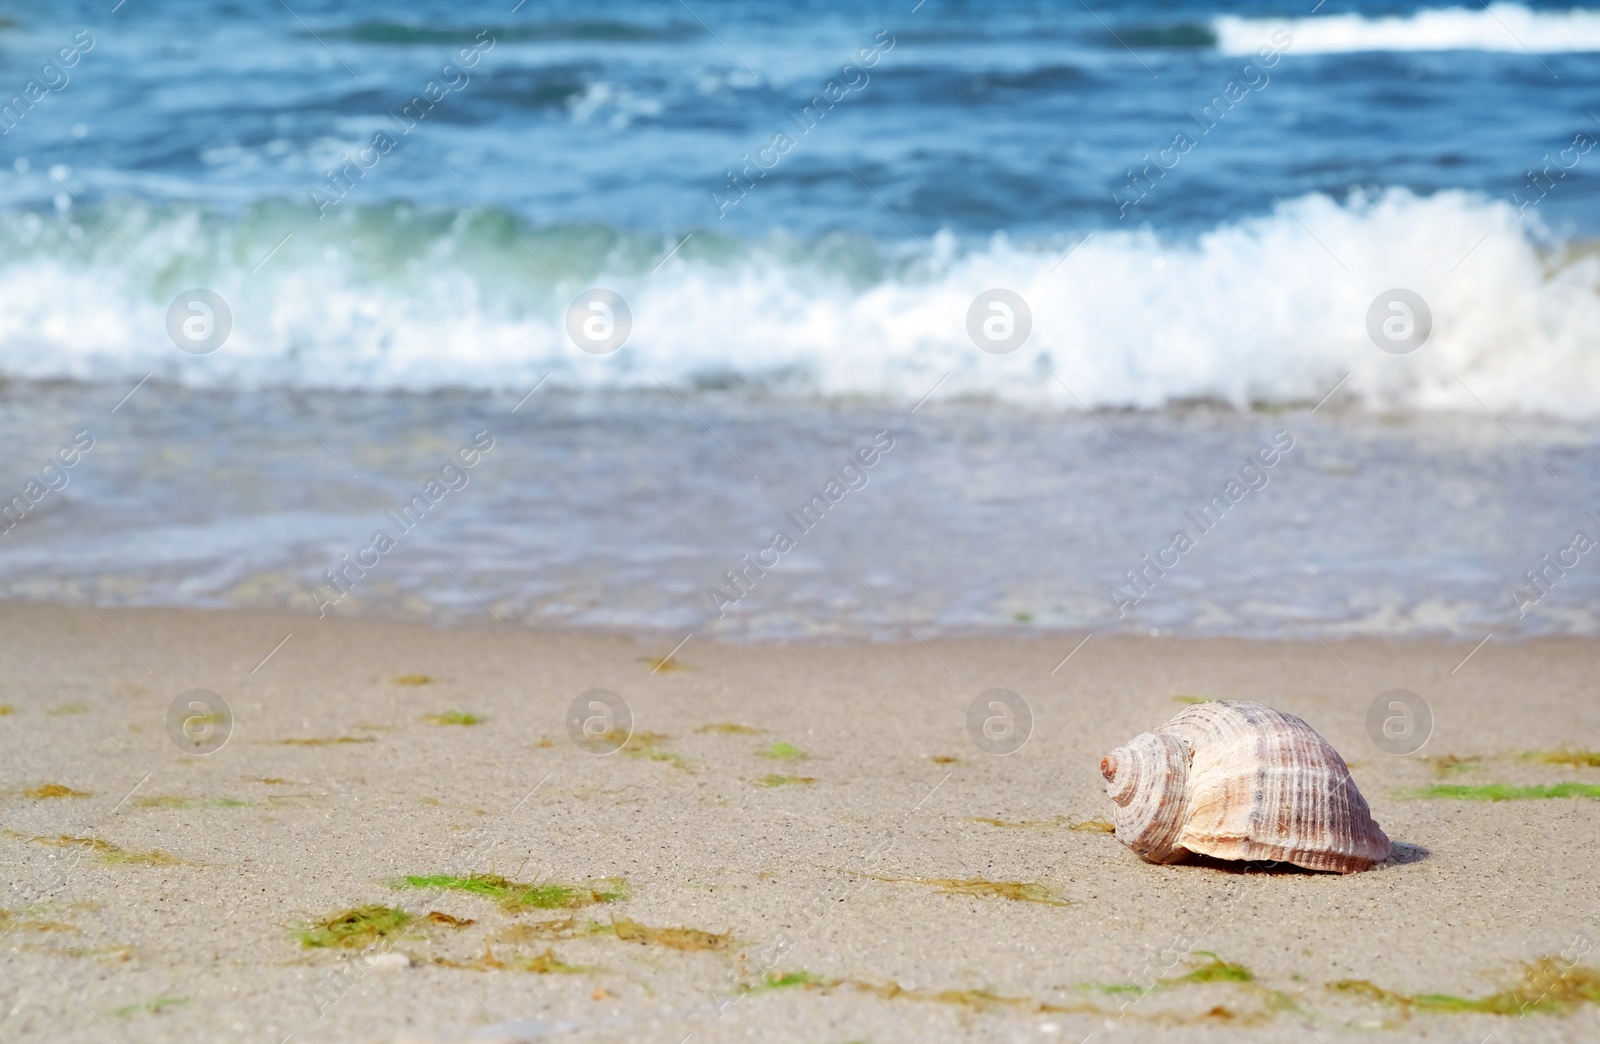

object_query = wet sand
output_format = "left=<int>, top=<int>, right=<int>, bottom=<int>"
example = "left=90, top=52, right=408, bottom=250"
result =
left=3, top=603, right=1599, bottom=1042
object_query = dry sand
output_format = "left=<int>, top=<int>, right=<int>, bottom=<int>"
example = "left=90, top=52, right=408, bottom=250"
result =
left=3, top=603, right=1599, bottom=1043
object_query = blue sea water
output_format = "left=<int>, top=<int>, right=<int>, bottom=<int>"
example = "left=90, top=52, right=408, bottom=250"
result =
left=0, top=0, right=1598, bottom=640
left=3, top=1, right=1599, bottom=238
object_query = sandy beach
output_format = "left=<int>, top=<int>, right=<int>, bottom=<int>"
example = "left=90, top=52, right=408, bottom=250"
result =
left=3, top=603, right=1598, bottom=1042
left=6, top=1, right=1600, bottom=1041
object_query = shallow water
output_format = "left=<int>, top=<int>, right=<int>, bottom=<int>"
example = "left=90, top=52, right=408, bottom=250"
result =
left=2, top=381, right=1595, bottom=640
left=2, top=1, right=1597, bottom=638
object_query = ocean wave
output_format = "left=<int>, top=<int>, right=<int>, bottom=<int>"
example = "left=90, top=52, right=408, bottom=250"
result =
left=324, top=20, right=699, bottom=45
left=1214, top=4, right=1600, bottom=55
left=1, top=189, right=1597, bottom=417
left=1115, top=24, right=1219, bottom=50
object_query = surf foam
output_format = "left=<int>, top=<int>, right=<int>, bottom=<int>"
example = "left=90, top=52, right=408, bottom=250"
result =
left=0, top=189, right=1596, bottom=417
left=1214, top=4, right=1600, bottom=55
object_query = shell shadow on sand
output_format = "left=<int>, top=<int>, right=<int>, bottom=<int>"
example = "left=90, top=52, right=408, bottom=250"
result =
left=1177, top=841, right=1430, bottom=875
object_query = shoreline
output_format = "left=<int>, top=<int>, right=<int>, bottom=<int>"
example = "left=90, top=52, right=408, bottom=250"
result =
left=9, top=371, right=1600, bottom=421
left=2, top=381, right=1594, bottom=644
left=6, top=594, right=1597, bottom=651
left=3, top=604, right=1599, bottom=1042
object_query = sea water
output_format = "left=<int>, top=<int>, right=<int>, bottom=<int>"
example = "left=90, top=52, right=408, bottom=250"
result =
left=0, top=0, right=1596, bottom=641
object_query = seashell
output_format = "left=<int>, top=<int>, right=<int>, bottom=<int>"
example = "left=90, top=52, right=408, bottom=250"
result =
left=1100, top=700, right=1390, bottom=873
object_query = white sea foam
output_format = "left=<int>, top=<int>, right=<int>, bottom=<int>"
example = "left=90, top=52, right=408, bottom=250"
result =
left=1214, top=4, right=1600, bottom=55
left=1, top=189, right=1597, bottom=417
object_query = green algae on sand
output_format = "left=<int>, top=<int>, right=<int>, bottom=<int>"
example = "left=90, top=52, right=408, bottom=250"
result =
left=744, top=969, right=830, bottom=993
left=112, top=996, right=189, bottom=1017
left=395, top=873, right=628, bottom=911
left=496, top=915, right=732, bottom=952
left=740, top=973, right=1111, bottom=1018
left=1087, top=952, right=1256, bottom=996
left=758, top=774, right=815, bottom=787
left=425, top=911, right=475, bottom=927
left=758, top=741, right=807, bottom=760
left=609, top=916, right=732, bottom=951
left=434, top=942, right=589, bottom=974
left=24, top=783, right=89, bottom=800
left=1523, top=749, right=1600, bottom=768
left=732, top=964, right=1267, bottom=1023
left=98, top=847, right=189, bottom=866
left=493, top=917, right=586, bottom=943
left=859, top=980, right=1107, bottom=1017
left=423, top=710, right=485, bottom=726
left=1168, top=952, right=1256, bottom=985
left=1081, top=952, right=1300, bottom=1018
left=852, top=871, right=1068, bottom=906
left=1425, top=754, right=1482, bottom=774
left=1332, top=958, right=1600, bottom=1015
left=133, top=795, right=249, bottom=809
left=294, top=905, right=414, bottom=949
left=621, top=731, right=690, bottom=768
left=19, top=834, right=188, bottom=866
left=1408, top=783, right=1600, bottom=800
left=0, top=906, right=77, bottom=933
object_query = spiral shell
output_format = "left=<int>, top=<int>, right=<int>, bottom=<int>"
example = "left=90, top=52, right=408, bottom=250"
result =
left=1100, top=701, right=1390, bottom=873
